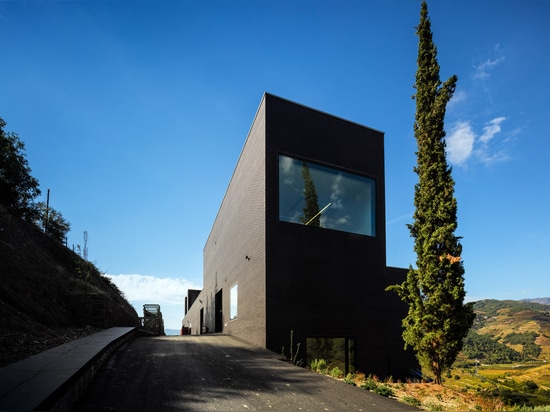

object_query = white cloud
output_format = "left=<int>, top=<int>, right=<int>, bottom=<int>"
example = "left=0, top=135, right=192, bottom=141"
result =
left=448, top=89, right=467, bottom=109
left=446, top=121, right=476, bottom=165
left=474, top=117, right=509, bottom=165
left=106, top=274, right=203, bottom=330
left=388, top=212, right=413, bottom=226
left=474, top=55, right=505, bottom=79
left=106, top=274, right=201, bottom=305
left=479, top=117, right=506, bottom=143
left=446, top=117, right=510, bottom=167
left=280, top=155, right=294, bottom=174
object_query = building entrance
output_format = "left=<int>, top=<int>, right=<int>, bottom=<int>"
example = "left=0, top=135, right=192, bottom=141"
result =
left=215, top=289, right=223, bottom=332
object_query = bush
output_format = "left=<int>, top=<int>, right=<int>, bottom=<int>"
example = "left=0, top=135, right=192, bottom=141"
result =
left=402, top=396, right=422, bottom=408
left=310, top=358, right=327, bottom=374
left=330, top=366, right=343, bottom=378
left=360, top=375, right=379, bottom=391
left=374, top=384, right=394, bottom=397
left=344, top=373, right=356, bottom=386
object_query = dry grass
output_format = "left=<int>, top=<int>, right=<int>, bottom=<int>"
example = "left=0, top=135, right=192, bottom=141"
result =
left=389, top=382, right=505, bottom=411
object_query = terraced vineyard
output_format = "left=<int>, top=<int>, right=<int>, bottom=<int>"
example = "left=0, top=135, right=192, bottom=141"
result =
left=446, top=299, right=550, bottom=408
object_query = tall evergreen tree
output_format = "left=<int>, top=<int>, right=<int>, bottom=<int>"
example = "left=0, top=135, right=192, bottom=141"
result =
left=300, top=162, right=321, bottom=227
left=387, top=1, right=475, bottom=385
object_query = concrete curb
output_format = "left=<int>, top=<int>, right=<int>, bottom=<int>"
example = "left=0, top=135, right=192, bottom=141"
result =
left=0, top=327, right=135, bottom=411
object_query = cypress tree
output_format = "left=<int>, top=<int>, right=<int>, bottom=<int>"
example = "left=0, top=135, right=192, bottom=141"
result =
left=387, top=1, right=475, bottom=385
left=300, top=162, right=321, bottom=227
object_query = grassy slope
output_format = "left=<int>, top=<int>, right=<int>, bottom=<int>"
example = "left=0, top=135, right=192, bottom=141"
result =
left=0, top=206, right=139, bottom=365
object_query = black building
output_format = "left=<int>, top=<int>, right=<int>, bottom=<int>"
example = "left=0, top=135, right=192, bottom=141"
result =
left=182, top=93, right=417, bottom=378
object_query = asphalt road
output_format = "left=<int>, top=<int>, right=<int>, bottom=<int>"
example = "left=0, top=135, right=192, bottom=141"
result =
left=71, top=335, right=418, bottom=411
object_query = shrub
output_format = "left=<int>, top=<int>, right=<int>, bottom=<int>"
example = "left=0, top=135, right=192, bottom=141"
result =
left=344, top=373, right=357, bottom=386
left=425, top=403, right=443, bottom=411
left=310, top=358, right=327, bottom=374
left=330, top=366, right=343, bottom=378
left=402, top=396, right=422, bottom=408
left=360, top=375, right=379, bottom=391
left=374, top=384, right=394, bottom=397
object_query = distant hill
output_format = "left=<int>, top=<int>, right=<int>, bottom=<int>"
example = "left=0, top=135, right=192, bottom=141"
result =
left=0, top=206, right=139, bottom=365
left=450, top=299, right=550, bottom=408
left=460, top=299, right=550, bottom=364
left=522, top=297, right=550, bottom=305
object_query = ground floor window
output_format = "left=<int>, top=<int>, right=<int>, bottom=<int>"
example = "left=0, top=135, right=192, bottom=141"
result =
left=305, top=337, right=356, bottom=376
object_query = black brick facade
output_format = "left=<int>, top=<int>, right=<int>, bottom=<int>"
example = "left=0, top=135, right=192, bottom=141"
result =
left=182, top=93, right=417, bottom=378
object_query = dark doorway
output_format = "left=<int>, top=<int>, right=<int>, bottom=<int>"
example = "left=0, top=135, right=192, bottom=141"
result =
left=215, top=289, right=223, bottom=333
left=200, top=308, right=205, bottom=334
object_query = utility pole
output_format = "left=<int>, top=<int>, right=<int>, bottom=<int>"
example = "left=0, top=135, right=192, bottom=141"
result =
left=83, top=231, right=88, bottom=261
left=44, top=188, right=50, bottom=234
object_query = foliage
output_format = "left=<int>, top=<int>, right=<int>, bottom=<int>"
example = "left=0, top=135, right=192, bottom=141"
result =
left=503, top=332, right=542, bottom=360
left=360, top=375, right=379, bottom=391
left=330, top=366, right=343, bottom=378
left=344, top=373, right=357, bottom=386
left=374, top=384, right=394, bottom=397
left=0, top=205, right=139, bottom=338
left=34, top=202, right=71, bottom=243
left=305, top=337, right=352, bottom=377
left=0, top=117, right=41, bottom=221
left=310, top=358, right=328, bottom=374
left=402, top=396, right=422, bottom=408
left=462, top=330, right=522, bottom=363
left=386, top=1, right=475, bottom=385
left=503, top=332, right=539, bottom=346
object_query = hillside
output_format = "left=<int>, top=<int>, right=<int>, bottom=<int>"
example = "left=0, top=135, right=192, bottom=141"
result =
left=0, top=206, right=139, bottom=366
left=469, top=299, right=550, bottom=361
left=379, top=300, right=550, bottom=410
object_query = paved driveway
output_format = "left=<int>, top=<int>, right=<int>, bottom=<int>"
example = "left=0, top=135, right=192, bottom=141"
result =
left=72, top=335, right=417, bottom=411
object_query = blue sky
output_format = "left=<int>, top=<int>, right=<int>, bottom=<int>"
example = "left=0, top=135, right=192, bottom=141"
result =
left=1, top=1, right=548, bottom=330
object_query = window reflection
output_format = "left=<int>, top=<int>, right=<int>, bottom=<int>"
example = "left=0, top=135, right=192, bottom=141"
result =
left=278, top=155, right=376, bottom=236
left=306, top=337, right=356, bottom=375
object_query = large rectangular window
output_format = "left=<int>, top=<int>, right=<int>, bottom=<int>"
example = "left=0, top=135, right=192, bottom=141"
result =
left=279, top=155, right=376, bottom=236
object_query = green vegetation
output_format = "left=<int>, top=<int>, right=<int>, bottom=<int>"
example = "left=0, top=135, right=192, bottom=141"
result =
left=34, top=201, right=71, bottom=243
left=402, top=396, right=422, bottom=408
left=386, top=0, right=475, bottom=385
left=305, top=299, right=550, bottom=410
left=310, top=358, right=328, bottom=374
left=0, top=117, right=70, bottom=242
left=462, top=330, right=523, bottom=363
left=0, top=117, right=40, bottom=221
left=330, top=366, right=343, bottom=378
left=0, top=115, right=139, bottom=366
